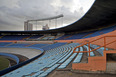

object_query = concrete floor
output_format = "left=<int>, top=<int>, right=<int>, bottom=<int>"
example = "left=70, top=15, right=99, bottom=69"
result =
left=48, top=71, right=116, bottom=77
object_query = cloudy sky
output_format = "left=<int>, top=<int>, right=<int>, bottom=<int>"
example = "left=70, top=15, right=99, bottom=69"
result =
left=0, top=0, right=95, bottom=31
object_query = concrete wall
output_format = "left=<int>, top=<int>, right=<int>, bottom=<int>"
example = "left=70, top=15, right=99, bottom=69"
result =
left=72, top=50, right=116, bottom=71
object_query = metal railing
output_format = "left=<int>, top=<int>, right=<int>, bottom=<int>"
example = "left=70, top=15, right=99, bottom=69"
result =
left=73, top=35, right=116, bottom=56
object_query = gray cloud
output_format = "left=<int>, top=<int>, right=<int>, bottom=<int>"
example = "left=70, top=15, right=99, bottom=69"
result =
left=0, top=0, right=95, bottom=31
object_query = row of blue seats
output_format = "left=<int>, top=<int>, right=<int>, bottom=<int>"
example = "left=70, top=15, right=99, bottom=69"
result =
left=0, top=35, right=30, bottom=40
left=56, top=25, right=116, bottom=40
left=73, top=47, right=83, bottom=63
left=3, top=43, right=106, bottom=76
left=65, top=32, right=92, bottom=40
left=72, top=44, right=110, bottom=65
left=73, top=45, right=95, bottom=64
left=0, top=46, right=44, bottom=52
left=0, top=35, right=42, bottom=40
left=0, top=42, right=12, bottom=46
left=8, top=43, right=29, bottom=47
left=29, top=43, right=80, bottom=77
left=58, top=53, right=77, bottom=69
left=55, top=34, right=71, bottom=40
left=38, top=64, right=60, bottom=77
left=0, top=42, right=66, bottom=51
left=41, top=43, right=66, bottom=51
left=29, top=35, right=42, bottom=39
left=83, top=45, right=94, bottom=56
left=90, top=44, right=108, bottom=56
left=2, top=43, right=79, bottom=77
left=45, top=43, right=78, bottom=69
left=0, top=25, right=115, bottom=41
left=58, top=43, right=80, bottom=69
left=42, top=36, right=55, bottom=40
left=3, top=43, right=105, bottom=76
left=29, top=44, right=49, bottom=48
left=83, top=25, right=116, bottom=39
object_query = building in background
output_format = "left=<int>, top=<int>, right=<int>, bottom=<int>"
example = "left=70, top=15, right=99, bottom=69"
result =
left=42, top=24, right=49, bottom=30
left=24, top=22, right=33, bottom=31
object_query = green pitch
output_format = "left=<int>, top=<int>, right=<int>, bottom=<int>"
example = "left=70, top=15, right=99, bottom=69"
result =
left=0, top=56, right=10, bottom=71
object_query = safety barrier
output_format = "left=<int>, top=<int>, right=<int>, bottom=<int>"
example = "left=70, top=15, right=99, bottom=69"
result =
left=0, top=53, right=19, bottom=64
left=73, top=35, right=116, bottom=56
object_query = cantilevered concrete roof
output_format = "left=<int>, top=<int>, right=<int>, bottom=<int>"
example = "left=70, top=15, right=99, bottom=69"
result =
left=0, top=0, right=116, bottom=34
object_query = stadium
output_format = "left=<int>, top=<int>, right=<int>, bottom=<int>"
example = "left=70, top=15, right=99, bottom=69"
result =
left=0, top=0, right=116, bottom=77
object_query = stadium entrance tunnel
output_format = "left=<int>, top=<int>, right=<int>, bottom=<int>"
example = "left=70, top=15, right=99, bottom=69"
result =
left=72, top=50, right=116, bottom=72
left=106, top=53, right=116, bottom=72
left=107, top=53, right=116, bottom=62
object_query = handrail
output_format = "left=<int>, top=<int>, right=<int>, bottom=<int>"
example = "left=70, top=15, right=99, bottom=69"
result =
left=73, top=35, right=116, bottom=56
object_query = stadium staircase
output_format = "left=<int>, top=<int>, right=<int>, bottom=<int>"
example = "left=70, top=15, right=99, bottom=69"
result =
left=72, top=35, right=116, bottom=71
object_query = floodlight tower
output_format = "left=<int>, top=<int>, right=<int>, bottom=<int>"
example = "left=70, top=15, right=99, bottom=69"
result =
left=24, top=14, right=64, bottom=30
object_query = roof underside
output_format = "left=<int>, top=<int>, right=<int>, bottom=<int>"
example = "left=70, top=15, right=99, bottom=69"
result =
left=0, top=0, right=116, bottom=34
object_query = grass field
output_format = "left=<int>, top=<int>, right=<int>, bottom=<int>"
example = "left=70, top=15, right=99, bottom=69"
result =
left=0, top=56, right=10, bottom=71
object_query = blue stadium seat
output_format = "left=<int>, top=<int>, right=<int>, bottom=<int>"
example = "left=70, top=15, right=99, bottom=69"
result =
left=2, top=43, right=80, bottom=77
left=83, top=45, right=95, bottom=56
left=90, top=44, right=108, bottom=56
left=58, top=53, right=77, bottom=69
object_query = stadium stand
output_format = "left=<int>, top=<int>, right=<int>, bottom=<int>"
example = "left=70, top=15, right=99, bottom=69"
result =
left=0, top=29, right=115, bottom=76
left=90, top=44, right=109, bottom=56
left=64, top=32, right=92, bottom=40
left=6, top=43, right=29, bottom=47
left=55, top=34, right=71, bottom=40
left=27, top=35, right=42, bottom=39
left=0, top=35, right=5, bottom=39
left=0, top=26, right=115, bottom=76
left=0, top=0, right=116, bottom=76
left=0, top=26, right=115, bottom=41
left=0, top=35, right=30, bottom=40
left=41, top=43, right=66, bottom=51
left=40, top=36, right=56, bottom=40
left=0, top=42, right=66, bottom=51
left=1, top=43, right=80, bottom=77
left=1, top=41, right=113, bottom=77
left=83, top=45, right=95, bottom=56
left=56, top=26, right=116, bottom=40
left=0, top=42, right=12, bottom=46
left=82, top=25, right=116, bottom=39
left=28, top=43, right=49, bottom=48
